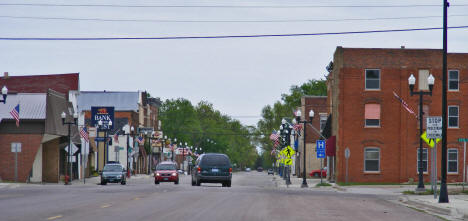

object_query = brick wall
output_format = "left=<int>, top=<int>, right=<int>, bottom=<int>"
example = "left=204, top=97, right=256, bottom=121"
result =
left=332, top=47, right=468, bottom=183
left=0, top=134, right=42, bottom=182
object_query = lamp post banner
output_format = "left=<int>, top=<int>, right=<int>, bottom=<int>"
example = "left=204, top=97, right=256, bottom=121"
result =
left=91, top=106, right=114, bottom=130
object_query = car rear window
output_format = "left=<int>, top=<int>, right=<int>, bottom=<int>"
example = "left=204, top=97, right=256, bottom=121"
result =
left=103, top=165, right=122, bottom=172
left=201, top=155, right=230, bottom=166
left=157, top=164, right=176, bottom=170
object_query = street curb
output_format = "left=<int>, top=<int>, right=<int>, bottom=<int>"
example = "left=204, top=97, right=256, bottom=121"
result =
left=399, top=196, right=452, bottom=217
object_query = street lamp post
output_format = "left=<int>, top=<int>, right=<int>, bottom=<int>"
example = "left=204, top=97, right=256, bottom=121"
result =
left=408, top=73, right=435, bottom=192
left=279, top=119, right=292, bottom=184
left=161, top=135, right=167, bottom=162
left=97, top=119, right=112, bottom=166
left=295, top=109, right=314, bottom=188
left=145, top=131, right=155, bottom=174
left=172, top=138, right=177, bottom=161
left=123, top=125, right=134, bottom=178
left=61, top=111, right=78, bottom=185
left=0, top=86, right=8, bottom=103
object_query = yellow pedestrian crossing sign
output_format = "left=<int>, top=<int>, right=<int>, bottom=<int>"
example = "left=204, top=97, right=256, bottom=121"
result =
left=421, top=131, right=441, bottom=148
left=284, top=146, right=295, bottom=158
left=284, top=158, right=293, bottom=165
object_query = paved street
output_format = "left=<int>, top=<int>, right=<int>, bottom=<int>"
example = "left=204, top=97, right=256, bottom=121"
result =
left=0, top=172, right=442, bottom=221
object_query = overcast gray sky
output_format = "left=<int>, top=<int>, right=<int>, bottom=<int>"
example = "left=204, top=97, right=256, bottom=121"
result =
left=1, top=0, right=467, bottom=126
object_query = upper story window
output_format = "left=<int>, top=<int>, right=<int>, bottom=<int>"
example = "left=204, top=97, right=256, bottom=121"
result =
left=448, top=148, right=458, bottom=173
left=364, top=147, right=380, bottom=172
left=365, top=104, right=380, bottom=127
left=448, top=70, right=459, bottom=91
left=417, top=148, right=428, bottom=173
left=319, top=114, right=328, bottom=132
left=448, top=105, right=459, bottom=128
left=365, top=69, right=380, bottom=90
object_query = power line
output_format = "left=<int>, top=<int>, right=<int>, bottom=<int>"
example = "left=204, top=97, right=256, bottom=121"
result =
left=2, top=14, right=468, bottom=23
left=1, top=25, right=467, bottom=41
left=1, top=3, right=468, bottom=8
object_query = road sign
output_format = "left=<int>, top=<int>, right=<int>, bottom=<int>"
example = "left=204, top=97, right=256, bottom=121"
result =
left=426, top=116, right=442, bottom=139
left=459, top=138, right=468, bottom=142
left=421, top=131, right=441, bottom=148
left=345, top=148, right=350, bottom=159
left=65, top=143, right=79, bottom=154
left=284, top=158, right=293, bottom=165
left=11, top=143, right=21, bottom=152
left=284, top=146, right=295, bottom=158
left=316, top=140, right=326, bottom=158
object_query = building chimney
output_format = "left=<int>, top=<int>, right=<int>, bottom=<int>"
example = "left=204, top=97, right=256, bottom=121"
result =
left=401, top=46, right=405, bottom=49
left=3, top=72, right=8, bottom=78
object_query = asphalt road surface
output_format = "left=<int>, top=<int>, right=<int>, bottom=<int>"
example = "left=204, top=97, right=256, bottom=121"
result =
left=0, top=172, right=442, bottom=221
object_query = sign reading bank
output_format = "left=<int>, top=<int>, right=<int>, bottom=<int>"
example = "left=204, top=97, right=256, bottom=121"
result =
left=91, top=106, right=115, bottom=130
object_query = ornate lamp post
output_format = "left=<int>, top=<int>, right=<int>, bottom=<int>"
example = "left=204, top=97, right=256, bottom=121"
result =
left=61, top=111, right=78, bottom=185
left=408, top=73, right=435, bottom=192
left=295, top=109, right=314, bottom=188
left=123, top=125, right=134, bottom=177
left=97, top=119, right=112, bottom=166
left=0, top=86, right=8, bottom=103
left=172, top=138, right=177, bottom=161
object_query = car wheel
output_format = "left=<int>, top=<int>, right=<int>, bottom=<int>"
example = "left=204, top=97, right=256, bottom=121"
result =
left=175, top=180, right=179, bottom=185
left=227, top=181, right=231, bottom=187
left=196, top=179, right=201, bottom=186
left=121, top=181, right=126, bottom=185
left=155, top=180, right=159, bottom=184
left=222, top=182, right=226, bottom=187
left=101, top=181, right=107, bottom=185
left=191, top=178, right=196, bottom=186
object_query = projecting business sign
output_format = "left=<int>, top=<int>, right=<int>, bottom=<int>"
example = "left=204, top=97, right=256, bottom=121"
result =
left=91, top=106, right=114, bottom=130
left=426, top=116, right=442, bottom=139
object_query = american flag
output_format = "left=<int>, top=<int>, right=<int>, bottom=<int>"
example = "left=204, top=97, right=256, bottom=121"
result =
left=269, top=130, right=279, bottom=141
left=392, top=91, right=418, bottom=119
left=113, top=131, right=119, bottom=144
left=10, top=104, right=20, bottom=127
left=80, top=127, right=89, bottom=142
left=271, top=148, right=276, bottom=155
left=293, top=123, right=303, bottom=132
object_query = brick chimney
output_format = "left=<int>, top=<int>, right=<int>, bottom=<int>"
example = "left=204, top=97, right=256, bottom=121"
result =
left=3, top=72, right=8, bottom=79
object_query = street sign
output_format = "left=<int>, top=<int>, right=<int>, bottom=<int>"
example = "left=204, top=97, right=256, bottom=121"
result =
left=94, top=137, right=105, bottom=141
left=421, top=131, right=441, bottom=148
left=459, top=138, right=468, bottom=142
left=11, top=143, right=21, bottom=152
left=284, top=158, right=293, bottom=165
left=316, top=140, right=326, bottom=158
left=88, top=127, right=97, bottom=137
left=426, top=116, right=442, bottom=139
left=284, top=146, right=295, bottom=158
left=65, top=143, right=79, bottom=155
left=345, top=148, right=350, bottom=159
left=137, top=127, right=154, bottom=134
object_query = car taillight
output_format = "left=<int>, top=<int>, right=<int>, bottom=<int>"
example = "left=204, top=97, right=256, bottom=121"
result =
left=229, top=168, right=232, bottom=173
left=197, top=167, right=201, bottom=173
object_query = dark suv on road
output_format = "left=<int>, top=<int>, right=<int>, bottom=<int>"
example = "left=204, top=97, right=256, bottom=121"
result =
left=191, top=153, right=232, bottom=187
left=100, top=163, right=126, bottom=185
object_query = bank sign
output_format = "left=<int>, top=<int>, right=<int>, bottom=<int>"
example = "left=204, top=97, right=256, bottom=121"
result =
left=91, top=106, right=115, bottom=130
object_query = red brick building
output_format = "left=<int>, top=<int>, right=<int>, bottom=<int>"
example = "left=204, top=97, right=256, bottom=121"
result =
left=329, top=47, right=468, bottom=183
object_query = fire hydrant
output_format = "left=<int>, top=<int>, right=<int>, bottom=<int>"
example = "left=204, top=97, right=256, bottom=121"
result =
left=64, top=175, right=70, bottom=185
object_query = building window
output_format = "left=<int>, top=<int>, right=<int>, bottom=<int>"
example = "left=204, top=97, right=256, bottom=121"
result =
left=448, top=148, right=458, bottom=173
left=448, top=105, right=459, bottom=128
left=365, top=104, right=380, bottom=127
left=448, top=70, right=459, bottom=91
left=418, top=70, right=430, bottom=90
left=319, top=114, right=328, bottom=132
left=365, top=69, right=380, bottom=90
left=417, top=148, right=428, bottom=173
left=364, top=147, right=380, bottom=172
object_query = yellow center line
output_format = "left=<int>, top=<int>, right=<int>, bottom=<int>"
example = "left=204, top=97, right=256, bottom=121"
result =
left=133, top=197, right=140, bottom=200
left=47, top=215, right=63, bottom=220
left=101, top=204, right=111, bottom=208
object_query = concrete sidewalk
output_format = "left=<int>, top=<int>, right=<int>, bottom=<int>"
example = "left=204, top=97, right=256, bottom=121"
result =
left=0, top=174, right=152, bottom=187
left=273, top=174, right=468, bottom=220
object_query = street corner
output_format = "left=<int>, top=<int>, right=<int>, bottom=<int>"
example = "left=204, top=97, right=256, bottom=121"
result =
left=397, top=195, right=468, bottom=220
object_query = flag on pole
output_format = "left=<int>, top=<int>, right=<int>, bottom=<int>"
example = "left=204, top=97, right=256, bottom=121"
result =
left=80, top=127, right=89, bottom=142
left=293, top=123, right=302, bottom=132
left=392, top=91, right=418, bottom=119
left=113, top=131, right=120, bottom=144
left=10, top=104, right=20, bottom=127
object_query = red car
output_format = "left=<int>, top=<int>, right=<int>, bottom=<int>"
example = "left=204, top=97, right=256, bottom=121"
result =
left=309, top=167, right=327, bottom=178
left=154, top=161, right=179, bottom=184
